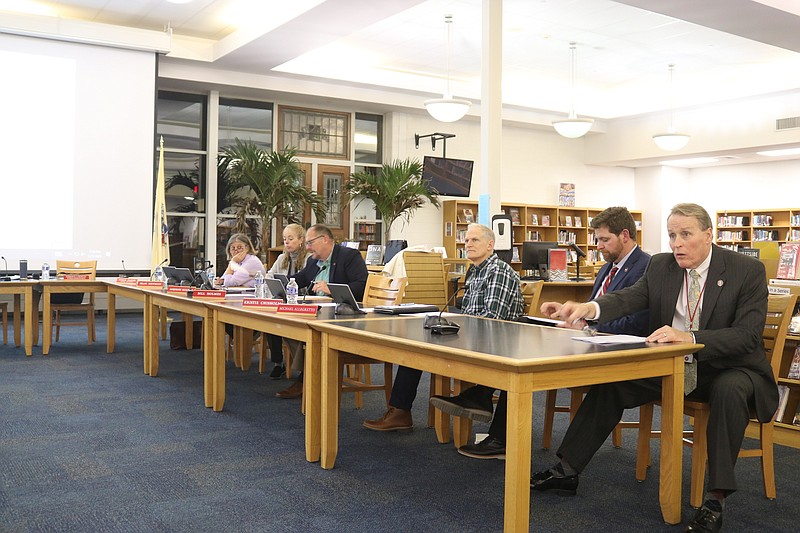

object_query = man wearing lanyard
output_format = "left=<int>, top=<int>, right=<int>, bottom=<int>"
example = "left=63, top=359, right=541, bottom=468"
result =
left=537, top=203, right=775, bottom=533
left=431, top=207, right=650, bottom=459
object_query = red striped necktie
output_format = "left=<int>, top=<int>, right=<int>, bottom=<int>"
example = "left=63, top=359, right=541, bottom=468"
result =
left=599, top=265, right=618, bottom=297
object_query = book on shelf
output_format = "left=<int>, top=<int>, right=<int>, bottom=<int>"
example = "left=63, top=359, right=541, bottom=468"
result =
left=564, top=215, right=573, bottom=227
left=548, top=248, right=568, bottom=281
left=512, top=246, right=520, bottom=262
left=793, top=410, right=800, bottom=427
left=776, top=243, right=800, bottom=280
left=462, top=208, right=475, bottom=224
left=788, top=345, right=800, bottom=379
left=365, top=244, right=384, bottom=265
left=530, top=214, right=539, bottom=226
left=541, top=214, right=551, bottom=226
left=776, top=385, right=790, bottom=422
left=527, top=230, right=541, bottom=241
left=509, top=208, right=521, bottom=224
left=574, top=216, right=582, bottom=227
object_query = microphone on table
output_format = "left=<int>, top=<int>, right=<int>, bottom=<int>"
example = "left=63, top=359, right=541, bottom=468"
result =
left=302, top=264, right=327, bottom=303
left=568, top=242, right=587, bottom=282
left=120, top=259, right=127, bottom=278
left=424, top=284, right=467, bottom=335
left=0, top=256, right=9, bottom=281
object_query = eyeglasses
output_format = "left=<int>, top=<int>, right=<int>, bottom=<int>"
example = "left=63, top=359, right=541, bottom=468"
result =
left=230, top=245, right=248, bottom=253
left=305, top=235, right=325, bottom=246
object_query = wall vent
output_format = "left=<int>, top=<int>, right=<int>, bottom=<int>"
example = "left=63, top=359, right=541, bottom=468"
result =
left=776, top=117, right=800, bottom=130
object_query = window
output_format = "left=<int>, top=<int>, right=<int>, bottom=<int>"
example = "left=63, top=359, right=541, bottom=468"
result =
left=354, top=113, right=382, bottom=164
left=278, top=106, right=349, bottom=158
left=157, top=91, right=207, bottom=269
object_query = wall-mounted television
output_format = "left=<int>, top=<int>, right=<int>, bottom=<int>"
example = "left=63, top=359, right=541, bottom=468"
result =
left=422, top=156, right=474, bottom=197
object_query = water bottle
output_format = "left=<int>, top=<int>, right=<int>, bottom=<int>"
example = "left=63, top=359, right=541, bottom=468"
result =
left=41, top=262, right=50, bottom=280
left=254, top=271, right=266, bottom=298
left=206, top=267, right=216, bottom=288
left=153, top=265, right=167, bottom=290
left=286, top=278, right=299, bottom=304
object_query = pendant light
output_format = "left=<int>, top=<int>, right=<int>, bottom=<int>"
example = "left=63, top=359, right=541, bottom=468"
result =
left=424, top=14, right=471, bottom=123
left=652, top=64, right=690, bottom=151
left=552, top=42, right=593, bottom=138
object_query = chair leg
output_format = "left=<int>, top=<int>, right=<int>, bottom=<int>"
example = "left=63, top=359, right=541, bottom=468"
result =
left=635, top=403, right=654, bottom=481
left=542, top=389, right=558, bottom=450
left=87, top=309, right=94, bottom=344
left=55, top=311, right=61, bottom=342
left=761, top=422, right=776, bottom=499
left=690, top=409, right=710, bottom=509
left=2, top=303, right=8, bottom=344
left=283, top=340, right=293, bottom=379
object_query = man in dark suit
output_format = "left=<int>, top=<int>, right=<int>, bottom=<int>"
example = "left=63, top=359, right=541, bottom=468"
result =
left=275, top=224, right=368, bottom=399
left=536, top=203, right=775, bottom=533
left=436, top=206, right=651, bottom=459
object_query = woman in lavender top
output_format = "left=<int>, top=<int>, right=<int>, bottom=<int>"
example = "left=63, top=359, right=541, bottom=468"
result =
left=216, top=233, right=265, bottom=288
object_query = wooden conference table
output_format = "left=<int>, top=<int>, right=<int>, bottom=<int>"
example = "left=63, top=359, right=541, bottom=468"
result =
left=310, top=315, right=701, bottom=532
left=0, top=280, right=39, bottom=356
left=40, top=279, right=108, bottom=355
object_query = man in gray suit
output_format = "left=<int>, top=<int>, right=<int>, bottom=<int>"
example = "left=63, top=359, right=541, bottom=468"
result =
left=535, top=203, right=775, bottom=533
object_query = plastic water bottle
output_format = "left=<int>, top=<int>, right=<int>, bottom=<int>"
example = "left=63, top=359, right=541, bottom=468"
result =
left=254, top=271, right=266, bottom=298
left=206, top=267, right=216, bottom=288
left=41, top=262, right=50, bottom=280
left=286, top=278, right=299, bottom=304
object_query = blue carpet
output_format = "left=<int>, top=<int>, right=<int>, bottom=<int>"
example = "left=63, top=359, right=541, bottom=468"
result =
left=1, top=312, right=799, bottom=532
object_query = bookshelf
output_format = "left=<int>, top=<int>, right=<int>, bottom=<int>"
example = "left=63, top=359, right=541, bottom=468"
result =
left=441, top=200, right=643, bottom=275
left=716, top=208, right=800, bottom=251
left=352, top=220, right=382, bottom=250
left=442, top=200, right=479, bottom=260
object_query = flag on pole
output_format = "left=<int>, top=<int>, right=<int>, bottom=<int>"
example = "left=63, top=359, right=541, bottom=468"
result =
left=151, top=136, right=170, bottom=274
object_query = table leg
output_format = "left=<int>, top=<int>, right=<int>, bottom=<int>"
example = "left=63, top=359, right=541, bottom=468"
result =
left=23, top=289, right=34, bottom=356
left=13, top=294, right=21, bottom=347
left=659, top=357, right=684, bottom=525
left=203, top=314, right=212, bottom=408
left=504, top=390, right=532, bottom=533
left=143, top=296, right=152, bottom=374
left=320, top=334, right=339, bottom=469
left=452, top=379, right=472, bottom=448
left=107, top=292, right=116, bottom=353
left=212, top=310, right=226, bottom=412
left=42, top=288, right=51, bottom=355
left=433, top=375, right=451, bottom=444
left=306, top=332, right=321, bottom=462
left=184, top=313, right=193, bottom=350
left=150, top=305, right=161, bottom=376
left=32, top=290, right=40, bottom=346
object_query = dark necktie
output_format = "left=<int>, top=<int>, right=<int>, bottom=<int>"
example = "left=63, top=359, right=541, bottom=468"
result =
left=599, top=266, right=618, bottom=297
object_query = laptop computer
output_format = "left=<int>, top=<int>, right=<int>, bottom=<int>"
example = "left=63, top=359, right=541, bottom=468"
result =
left=373, top=303, right=441, bottom=315
left=162, top=266, right=196, bottom=285
left=273, top=274, right=290, bottom=287
left=327, top=283, right=367, bottom=315
left=264, top=278, right=287, bottom=301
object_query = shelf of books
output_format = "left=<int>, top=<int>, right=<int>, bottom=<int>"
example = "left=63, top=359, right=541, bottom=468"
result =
left=441, top=201, right=643, bottom=275
left=353, top=220, right=382, bottom=250
left=766, top=280, right=800, bottom=448
left=442, top=200, right=479, bottom=260
left=716, top=208, right=800, bottom=251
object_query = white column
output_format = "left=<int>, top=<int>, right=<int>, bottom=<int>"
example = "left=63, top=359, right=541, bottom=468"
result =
left=479, top=0, right=503, bottom=226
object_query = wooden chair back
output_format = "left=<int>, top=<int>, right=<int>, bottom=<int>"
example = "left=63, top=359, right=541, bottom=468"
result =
left=763, top=293, right=796, bottom=379
left=521, top=280, right=544, bottom=316
left=402, top=251, right=448, bottom=310
left=362, top=275, right=407, bottom=307
left=56, top=260, right=97, bottom=280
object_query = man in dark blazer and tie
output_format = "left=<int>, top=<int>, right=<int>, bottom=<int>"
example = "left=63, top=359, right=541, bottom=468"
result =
left=275, top=223, right=368, bottom=399
left=433, top=207, right=651, bottom=459
left=536, top=203, right=775, bottom=533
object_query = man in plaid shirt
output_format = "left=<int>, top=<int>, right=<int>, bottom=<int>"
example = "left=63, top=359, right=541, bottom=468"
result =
left=363, top=223, right=524, bottom=432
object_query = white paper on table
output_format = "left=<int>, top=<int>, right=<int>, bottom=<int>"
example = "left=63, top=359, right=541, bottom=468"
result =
left=572, top=334, right=648, bottom=345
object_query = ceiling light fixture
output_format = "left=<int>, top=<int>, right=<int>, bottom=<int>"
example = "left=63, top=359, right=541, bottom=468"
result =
left=660, top=157, right=719, bottom=167
left=552, top=42, right=593, bottom=138
left=653, top=64, right=690, bottom=151
left=756, top=147, right=800, bottom=157
left=424, top=14, right=471, bottom=123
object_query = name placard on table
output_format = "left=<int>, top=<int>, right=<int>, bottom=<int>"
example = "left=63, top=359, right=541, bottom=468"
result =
left=276, top=304, right=319, bottom=316
left=192, top=289, right=226, bottom=299
left=115, top=277, right=140, bottom=285
left=167, top=286, right=191, bottom=294
left=243, top=298, right=283, bottom=311
left=137, top=280, right=164, bottom=288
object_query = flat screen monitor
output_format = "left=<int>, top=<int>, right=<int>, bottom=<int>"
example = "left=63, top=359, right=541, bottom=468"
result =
left=162, top=266, right=196, bottom=286
left=422, top=156, right=474, bottom=197
left=521, top=241, right=559, bottom=280
left=328, top=283, right=367, bottom=315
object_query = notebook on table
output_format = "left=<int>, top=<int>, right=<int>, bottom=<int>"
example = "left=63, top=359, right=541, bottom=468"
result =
left=373, top=303, right=441, bottom=315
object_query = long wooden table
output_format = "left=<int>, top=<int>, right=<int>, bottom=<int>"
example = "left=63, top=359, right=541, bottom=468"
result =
left=309, top=316, right=700, bottom=532
left=0, top=280, right=39, bottom=356
left=39, top=278, right=109, bottom=355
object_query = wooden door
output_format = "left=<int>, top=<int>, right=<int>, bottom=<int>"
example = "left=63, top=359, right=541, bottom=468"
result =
left=317, top=164, right=351, bottom=242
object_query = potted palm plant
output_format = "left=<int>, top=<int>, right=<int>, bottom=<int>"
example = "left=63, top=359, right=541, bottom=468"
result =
left=219, top=139, right=326, bottom=257
left=345, top=158, right=440, bottom=244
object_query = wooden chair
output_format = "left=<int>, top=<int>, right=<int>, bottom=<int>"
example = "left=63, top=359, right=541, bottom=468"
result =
left=339, top=275, right=408, bottom=408
left=402, top=251, right=448, bottom=310
left=635, top=293, right=797, bottom=508
left=52, top=260, right=97, bottom=343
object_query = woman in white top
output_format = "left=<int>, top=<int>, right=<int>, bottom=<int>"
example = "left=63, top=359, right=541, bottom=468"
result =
left=266, top=224, right=307, bottom=379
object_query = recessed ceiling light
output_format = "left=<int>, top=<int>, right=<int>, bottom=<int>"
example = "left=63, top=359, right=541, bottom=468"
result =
left=660, top=157, right=720, bottom=167
left=0, top=0, right=56, bottom=15
left=755, top=147, right=800, bottom=157
left=166, top=0, right=194, bottom=5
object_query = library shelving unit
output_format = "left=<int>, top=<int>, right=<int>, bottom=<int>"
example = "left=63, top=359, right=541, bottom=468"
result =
left=716, top=208, right=800, bottom=251
left=352, top=220, right=382, bottom=250
left=442, top=200, right=479, bottom=260
left=440, top=200, right=643, bottom=274
left=764, top=280, right=800, bottom=448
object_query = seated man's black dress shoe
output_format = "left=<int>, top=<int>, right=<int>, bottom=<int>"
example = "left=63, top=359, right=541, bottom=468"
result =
left=458, top=436, right=506, bottom=459
left=685, top=503, right=723, bottom=532
left=530, top=468, right=579, bottom=496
